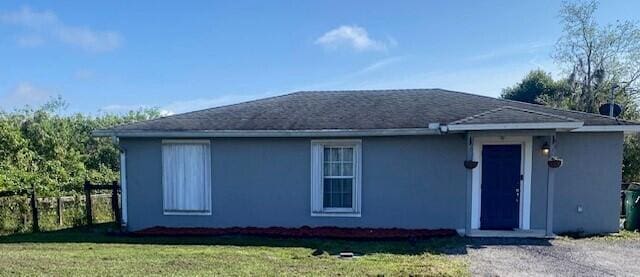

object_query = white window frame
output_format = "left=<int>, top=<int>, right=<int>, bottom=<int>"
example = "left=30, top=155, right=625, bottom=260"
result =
left=310, top=139, right=362, bottom=217
left=161, top=139, right=212, bottom=216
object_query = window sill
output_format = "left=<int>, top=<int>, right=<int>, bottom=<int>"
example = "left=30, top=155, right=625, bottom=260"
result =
left=164, top=211, right=212, bottom=216
left=311, top=212, right=361, bottom=218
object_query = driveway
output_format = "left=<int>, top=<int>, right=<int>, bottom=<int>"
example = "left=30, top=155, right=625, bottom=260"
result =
left=455, top=237, right=640, bottom=276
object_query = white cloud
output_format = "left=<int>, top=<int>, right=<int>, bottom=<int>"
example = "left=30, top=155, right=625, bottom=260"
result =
left=356, top=56, right=405, bottom=75
left=99, top=104, right=147, bottom=112
left=344, top=59, right=560, bottom=97
left=315, top=25, right=393, bottom=51
left=1, top=82, right=52, bottom=109
left=291, top=56, right=407, bottom=91
left=160, top=92, right=278, bottom=114
left=0, top=6, right=122, bottom=52
left=16, top=34, right=44, bottom=47
left=468, top=41, right=553, bottom=62
left=99, top=104, right=175, bottom=116
left=73, top=69, right=94, bottom=80
left=100, top=92, right=279, bottom=116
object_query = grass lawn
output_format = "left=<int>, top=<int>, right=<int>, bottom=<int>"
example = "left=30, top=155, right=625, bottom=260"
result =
left=574, top=230, right=640, bottom=241
left=0, top=224, right=468, bottom=276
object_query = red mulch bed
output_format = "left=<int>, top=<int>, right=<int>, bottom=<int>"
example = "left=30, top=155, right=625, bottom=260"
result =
left=133, top=226, right=457, bottom=240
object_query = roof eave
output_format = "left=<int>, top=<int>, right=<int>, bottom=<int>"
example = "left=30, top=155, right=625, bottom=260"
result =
left=570, top=125, right=640, bottom=133
left=446, top=122, right=584, bottom=131
left=92, top=128, right=442, bottom=138
left=92, top=123, right=640, bottom=138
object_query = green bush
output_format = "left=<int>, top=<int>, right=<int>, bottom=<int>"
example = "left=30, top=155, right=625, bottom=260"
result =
left=0, top=196, right=30, bottom=234
left=0, top=99, right=161, bottom=195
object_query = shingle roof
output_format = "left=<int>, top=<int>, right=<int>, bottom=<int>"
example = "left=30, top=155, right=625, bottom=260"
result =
left=449, top=106, right=581, bottom=125
left=102, top=89, right=637, bottom=133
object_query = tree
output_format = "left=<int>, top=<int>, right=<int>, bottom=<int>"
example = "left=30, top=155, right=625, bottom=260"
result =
left=623, top=135, right=640, bottom=182
left=553, top=1, right=640, bottom=181
left=553, top=0, right=640, bottom=117
left=502, top=1, right=640, bottom=181
left=501, top=70, right=563, bottom=104
left=0, top=98, right=162, bottom=195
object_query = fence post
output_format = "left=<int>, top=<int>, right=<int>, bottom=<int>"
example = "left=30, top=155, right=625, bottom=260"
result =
left=57, top=197, right=63, bottom=226
left=111, top=181, right=121, bottom=226
left=30, top=184, right=39, bottom=232
left=84, top=181, right=93, bottom=226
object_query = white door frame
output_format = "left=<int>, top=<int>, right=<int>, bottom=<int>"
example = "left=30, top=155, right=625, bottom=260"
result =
left=471, top=136, right=532, bottom=230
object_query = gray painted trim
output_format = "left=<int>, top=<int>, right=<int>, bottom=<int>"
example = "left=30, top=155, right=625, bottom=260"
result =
left=446, top=122, right=583, bottom=131
left=469, top=130, right=557, bottom=137
left=571, top=125, right=640, bottom=133
left=93, top=124, right=640, bottom=138
left=92, top=128, right=442, bottom=138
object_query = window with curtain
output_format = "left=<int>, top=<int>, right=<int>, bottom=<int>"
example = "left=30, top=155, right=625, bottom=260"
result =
left=162, top=140, right=211, bottom=215
left=310, top=140, right=361, bottom=217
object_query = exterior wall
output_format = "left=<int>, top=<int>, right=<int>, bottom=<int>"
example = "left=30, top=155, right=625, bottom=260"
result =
left=553, top=132, right=623, bottom=234
left=121, top=135, right=468, bottom=231
left=121, top=132, right=624, bottom=234
left=530, top=136, right=549, bottom=230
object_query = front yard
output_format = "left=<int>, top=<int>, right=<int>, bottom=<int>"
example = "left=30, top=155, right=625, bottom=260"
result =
left=3, top=223, right=638, bottom=276
left=0, top=224, right=467, bottom=276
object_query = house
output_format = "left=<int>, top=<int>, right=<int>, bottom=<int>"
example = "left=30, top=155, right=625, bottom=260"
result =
left=93, top=89, right=640, bottom=237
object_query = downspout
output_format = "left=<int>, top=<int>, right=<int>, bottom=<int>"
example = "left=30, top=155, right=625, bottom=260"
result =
left=465, top=132, right=473, bottom=235
left=545, top=134, right=557, bottom=236
left=112, top=136, right=128, bottom=230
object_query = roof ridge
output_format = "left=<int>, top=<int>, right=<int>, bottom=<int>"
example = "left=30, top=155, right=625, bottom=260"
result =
left=449, top=105, right=581, bottom=125
left=499, top=106, right=581, bottom=122
left=98, top=88, right=640, bottom=134
left=436, top=88, right=636, bottom=125
left=107, top=89, right=436, bottom=131
left=296, top=88, right=437, bottom=94
left=449, top=106, right=506, bottom=125
left=111, top=89, right=429, bottom=129
left=106, top=91, right=302, bottom=130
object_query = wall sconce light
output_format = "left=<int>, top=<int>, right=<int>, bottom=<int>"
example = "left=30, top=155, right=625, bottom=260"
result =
left=541, top=142, right=550, bottom=155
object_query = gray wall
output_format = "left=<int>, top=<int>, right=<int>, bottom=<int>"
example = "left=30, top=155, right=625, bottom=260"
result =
left=553, top=132, right=623, bottom=234
left=121, top=135, right=468, bottom=231
left=530, top=136, right=550, bottom=230
left=121, top=132, right=623, bottom=234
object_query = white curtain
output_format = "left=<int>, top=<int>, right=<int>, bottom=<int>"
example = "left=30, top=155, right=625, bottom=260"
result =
left=162, top=143, right=211, bottom=213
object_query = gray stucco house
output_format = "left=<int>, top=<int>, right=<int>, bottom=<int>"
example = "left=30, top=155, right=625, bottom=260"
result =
left=94, top=89, right=640, bottom=237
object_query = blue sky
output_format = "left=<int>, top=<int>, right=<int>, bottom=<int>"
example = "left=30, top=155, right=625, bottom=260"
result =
left=1, top=0, right=639, bottom=114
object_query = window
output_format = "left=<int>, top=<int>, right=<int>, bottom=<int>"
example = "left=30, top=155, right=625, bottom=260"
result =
left=311, top=140, right=361, bottom=216
left=162, top=140, right=211, bottom=215
left=323, top=147, right=354, bottom=208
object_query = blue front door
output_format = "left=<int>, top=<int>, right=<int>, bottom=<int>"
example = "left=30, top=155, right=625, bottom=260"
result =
left=481, top=144, right=521, bottom=230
